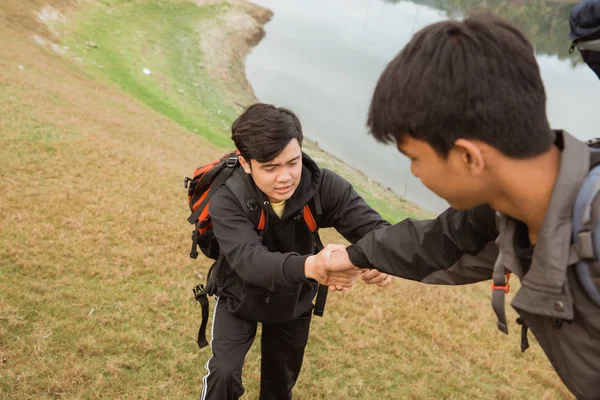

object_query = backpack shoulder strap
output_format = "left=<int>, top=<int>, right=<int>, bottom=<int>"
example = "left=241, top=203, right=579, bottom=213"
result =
left=572, top=148, right=600, bottom=307
left=302, top=189, right=322, bottom=231
left=303, top=204, right=318, bottom=233
left=304, top=190, right=328, bottom=316
left=590, top=146, right=600, bottom=166
left=225, top=170, right=266, bottom=233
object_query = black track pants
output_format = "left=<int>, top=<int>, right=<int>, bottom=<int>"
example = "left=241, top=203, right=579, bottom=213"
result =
left=200, top=297, right=312, bottom=400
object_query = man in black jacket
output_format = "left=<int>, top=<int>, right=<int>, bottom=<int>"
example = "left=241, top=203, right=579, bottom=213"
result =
left=199, top=103, right=391, bottom=400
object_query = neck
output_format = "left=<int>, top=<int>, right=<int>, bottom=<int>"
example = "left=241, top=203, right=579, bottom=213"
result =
left=486, top=146, right=561, bottom=243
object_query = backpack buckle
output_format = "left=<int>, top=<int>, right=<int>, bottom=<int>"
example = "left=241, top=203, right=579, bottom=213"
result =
left=193, top=283, right=205, bottom=301
left=491, top=271, right=511, bottom=293
left=575, top=230, right=598, bottom=261
left=226, top=157, right=238, bottom=168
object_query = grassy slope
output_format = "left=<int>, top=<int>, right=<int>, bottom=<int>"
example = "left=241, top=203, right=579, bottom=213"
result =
left=0, top=0, right=570, bottom=399
left=57, top=0, right=428, bottom=225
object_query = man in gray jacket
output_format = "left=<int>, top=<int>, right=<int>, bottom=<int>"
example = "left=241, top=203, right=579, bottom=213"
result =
left=326, top=13, right=600, bottom=399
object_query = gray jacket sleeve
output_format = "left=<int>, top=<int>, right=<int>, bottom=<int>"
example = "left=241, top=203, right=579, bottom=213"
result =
left=318, top=169, right=391, bottom=243
left=422, top=242, right=498, bottom=285
left=347, top=204, right=498, bottom=282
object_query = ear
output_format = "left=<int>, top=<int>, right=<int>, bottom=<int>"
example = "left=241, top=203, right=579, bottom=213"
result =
left=453, top=139, right=485, bottom=175
left=238, top=156, right=252, bottom=174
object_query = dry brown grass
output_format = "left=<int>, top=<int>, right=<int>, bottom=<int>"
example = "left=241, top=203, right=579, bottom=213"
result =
left=0, top=0, right=572, bottom=398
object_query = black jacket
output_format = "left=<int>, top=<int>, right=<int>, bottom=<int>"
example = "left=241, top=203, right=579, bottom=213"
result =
left=209, top=153, right=389, bottom=323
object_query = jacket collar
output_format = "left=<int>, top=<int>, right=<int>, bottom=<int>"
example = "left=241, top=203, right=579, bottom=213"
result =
left=497, top=131, right=590, bottom=319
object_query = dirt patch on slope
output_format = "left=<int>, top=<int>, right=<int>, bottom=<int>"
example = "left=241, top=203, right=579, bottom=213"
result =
left=198, top=1, right=273, bottom=107
left=0, top=0, right=78, bottom=40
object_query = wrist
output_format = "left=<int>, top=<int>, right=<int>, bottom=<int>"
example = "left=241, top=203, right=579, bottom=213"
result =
left=304, top=255, right=316, bottom=280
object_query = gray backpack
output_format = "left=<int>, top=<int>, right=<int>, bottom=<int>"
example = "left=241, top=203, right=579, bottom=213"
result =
left=571, top=141, right=600, bottom=308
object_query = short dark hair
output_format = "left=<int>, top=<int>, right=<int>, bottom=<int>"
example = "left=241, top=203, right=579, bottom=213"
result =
left=367, top=13, right=554, bottom=159
left=231, top=103, right=303, bottom=163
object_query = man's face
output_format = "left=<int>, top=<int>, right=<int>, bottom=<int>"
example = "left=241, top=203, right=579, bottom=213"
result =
left=241, top=139, right=303, bottom=203
left=398, top=136, right=486, bottom=209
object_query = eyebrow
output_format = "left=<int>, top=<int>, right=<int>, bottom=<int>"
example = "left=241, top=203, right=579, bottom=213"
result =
left=262, top=155, right=301, bottom=168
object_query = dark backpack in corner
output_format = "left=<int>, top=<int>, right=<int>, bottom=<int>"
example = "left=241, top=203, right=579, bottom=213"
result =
left=184, top=152, right=328, bottom=348
left=569, top=0, right=600, bottom=79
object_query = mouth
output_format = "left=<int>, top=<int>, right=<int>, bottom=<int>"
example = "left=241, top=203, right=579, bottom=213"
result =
left=275, top=185, right=292, bottom=194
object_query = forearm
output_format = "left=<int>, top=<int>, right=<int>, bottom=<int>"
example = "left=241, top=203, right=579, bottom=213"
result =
left=225, top=244, right=311, bottom=290
left=347, top=205, right=498, bottom=281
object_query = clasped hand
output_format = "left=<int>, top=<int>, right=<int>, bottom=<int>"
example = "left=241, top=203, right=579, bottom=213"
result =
left=305, top=244, right=392, bottom=291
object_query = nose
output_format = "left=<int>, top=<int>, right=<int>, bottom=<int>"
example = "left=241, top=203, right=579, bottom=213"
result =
left=277, top=169, right=292, bottom=183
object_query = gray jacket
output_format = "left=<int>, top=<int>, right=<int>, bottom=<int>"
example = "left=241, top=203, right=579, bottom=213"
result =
left=347, top=131, right=600, bottom=399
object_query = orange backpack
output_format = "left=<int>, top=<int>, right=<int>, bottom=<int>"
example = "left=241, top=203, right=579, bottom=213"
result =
left=185, top=151, right=319, bottom=259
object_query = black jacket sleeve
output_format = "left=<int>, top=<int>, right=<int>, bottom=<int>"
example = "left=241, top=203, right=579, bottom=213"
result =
left=209, top=186, right=309, bottom=291
left=347, top=204, right=498, bottom=281
left=318, top=169, right=391, bottom=243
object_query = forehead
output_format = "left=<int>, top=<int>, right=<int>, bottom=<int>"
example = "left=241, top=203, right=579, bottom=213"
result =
left=259, top=138, right=301, bottom=165
left=396, top=135, right=421, bottom=153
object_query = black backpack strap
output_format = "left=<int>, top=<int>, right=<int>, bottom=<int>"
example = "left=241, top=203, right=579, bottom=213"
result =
left=306, top=191, right=329, bottom=317
left=192, top=256, right=227, bottom=349
left=190, top=222, right=200, bottom=259
left=314, top=282, right=328, bottom=317
left=193, top=283, right=210, bottom=348
left=590, top=141, right=600, bottom=165
left=225, top=170, right=265, bottom=231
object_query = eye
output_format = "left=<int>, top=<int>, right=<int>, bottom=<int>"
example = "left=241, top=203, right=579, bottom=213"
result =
left=264, top=167, right=276, bottom=172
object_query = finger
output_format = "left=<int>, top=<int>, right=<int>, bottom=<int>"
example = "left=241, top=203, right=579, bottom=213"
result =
left=327, top=276, right=357, bottom=287
left=329, top=270, right=361, bottom=281
left=377, top=275, right=393, bottom=287
left=332, top=267, right=361, bottom=275
left=360, top=269, right=380, bottom=281
left=363, top=272, right=388, bottom=285
left=313, top=268, right=329, bottom=286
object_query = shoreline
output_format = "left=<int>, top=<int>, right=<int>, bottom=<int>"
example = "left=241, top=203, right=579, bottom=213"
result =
left=209, top=0, right=431, bottom=218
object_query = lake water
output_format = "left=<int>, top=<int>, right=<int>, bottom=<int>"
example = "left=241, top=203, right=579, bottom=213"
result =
left=245, top=0, right=600, bottom=212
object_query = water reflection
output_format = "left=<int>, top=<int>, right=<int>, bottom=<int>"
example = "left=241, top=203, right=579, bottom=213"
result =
left=384, top=0, right=580, bottom=63
left=245, top=0, right=599, bottom=212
